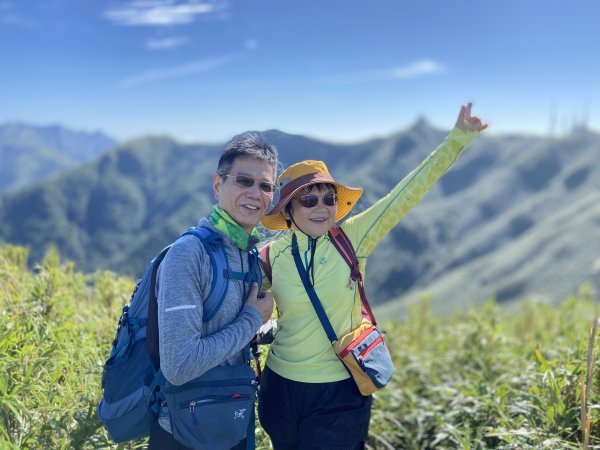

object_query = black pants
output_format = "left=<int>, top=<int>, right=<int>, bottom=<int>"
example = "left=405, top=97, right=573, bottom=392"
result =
left=258, top=367, right=372, bottom=450
left=147, top=420, right=247, bottom=450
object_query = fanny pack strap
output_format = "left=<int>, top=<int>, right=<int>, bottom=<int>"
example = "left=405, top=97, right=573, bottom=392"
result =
left=291, top=234, right=338, bottom=343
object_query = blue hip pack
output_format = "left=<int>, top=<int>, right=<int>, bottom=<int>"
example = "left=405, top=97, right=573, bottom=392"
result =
left=165, top=364, right=257, bottom=450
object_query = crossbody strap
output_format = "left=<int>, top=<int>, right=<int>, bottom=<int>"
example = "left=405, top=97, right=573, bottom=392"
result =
left=328, top=227, right=377, bottom=325
left=291, top=234, right=338, bottom=343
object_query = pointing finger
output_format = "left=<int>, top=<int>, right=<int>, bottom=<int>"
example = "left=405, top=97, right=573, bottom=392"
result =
left=465, top=102, right=473, bottom=119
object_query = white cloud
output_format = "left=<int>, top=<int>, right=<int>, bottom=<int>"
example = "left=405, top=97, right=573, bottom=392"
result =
left=313, top=59, right=445, bottom=86
left=145, top=36, right=188, bottom=50
left=389, top=59, right=445, bottom=79
left=105, top=0, right=225, bottom=27
left=119, top=54, right=239, bottom=87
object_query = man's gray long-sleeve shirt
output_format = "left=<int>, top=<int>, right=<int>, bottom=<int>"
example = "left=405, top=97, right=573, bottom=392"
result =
left=157, top=220, right=262, bottom=386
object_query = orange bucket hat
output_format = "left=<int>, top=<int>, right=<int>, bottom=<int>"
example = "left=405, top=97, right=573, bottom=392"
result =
left=261, top=160, right=363, bottom=231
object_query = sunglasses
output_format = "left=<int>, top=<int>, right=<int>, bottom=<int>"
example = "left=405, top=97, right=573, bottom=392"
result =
left=223, top=174, right=277, bottom=194
left=296, top=193, right=338, bottom=208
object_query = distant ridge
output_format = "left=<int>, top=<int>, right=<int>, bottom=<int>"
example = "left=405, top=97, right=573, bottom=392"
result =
left=1, top=123, right=599, bottom=315
left=0, top=122, right=117, bottom=193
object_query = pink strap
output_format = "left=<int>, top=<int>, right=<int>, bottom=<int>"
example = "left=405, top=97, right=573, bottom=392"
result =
left=328, top=227, right=376, bottom=325
left=258, top=242, right=272, bottom=283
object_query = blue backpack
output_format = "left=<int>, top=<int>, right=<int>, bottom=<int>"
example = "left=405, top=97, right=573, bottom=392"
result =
left=97, top=222, right=261, bottom=443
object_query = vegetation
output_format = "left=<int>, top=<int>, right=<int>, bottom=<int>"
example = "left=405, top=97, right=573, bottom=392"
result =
left=372, top=292, right=599, bottom=449
left=0, top=245, right=598, bottom=449
left=0, top=245, right=131, bottom=449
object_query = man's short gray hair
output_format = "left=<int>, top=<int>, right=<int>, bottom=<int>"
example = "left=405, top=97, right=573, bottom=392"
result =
left=217, top=133, right=279, bottom=177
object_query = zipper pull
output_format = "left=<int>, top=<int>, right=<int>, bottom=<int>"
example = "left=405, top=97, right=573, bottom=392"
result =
left=347, top=278, right=356, bottom=290
left=190, top=401, right=198, bottom=426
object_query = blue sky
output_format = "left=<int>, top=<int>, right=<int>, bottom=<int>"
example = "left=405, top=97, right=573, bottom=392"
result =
left=1, top=0, right=599, bottom=143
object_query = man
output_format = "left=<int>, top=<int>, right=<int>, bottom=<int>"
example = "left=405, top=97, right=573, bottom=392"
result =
left=148, top=133, right=278, bottom=449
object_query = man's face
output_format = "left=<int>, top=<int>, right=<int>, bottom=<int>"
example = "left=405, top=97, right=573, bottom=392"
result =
left=213, top=156, right=275, bottom=233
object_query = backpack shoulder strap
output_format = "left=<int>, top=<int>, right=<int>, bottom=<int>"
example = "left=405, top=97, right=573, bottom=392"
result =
left=249, top=247, right=263, bottom=290
left=327, top=227, right=377, bottom=324
left=183, top=226, right=229, bottom=322
left=258, top=241, right=273, bottom=283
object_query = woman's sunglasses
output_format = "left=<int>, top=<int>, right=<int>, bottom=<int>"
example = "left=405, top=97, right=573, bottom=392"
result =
left=296, top=193, right=338, bottom=208
left=223, top=174, right=277, bottom=194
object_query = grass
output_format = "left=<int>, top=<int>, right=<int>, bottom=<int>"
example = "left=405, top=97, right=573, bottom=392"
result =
left=0, top=244, right=598, bottom=449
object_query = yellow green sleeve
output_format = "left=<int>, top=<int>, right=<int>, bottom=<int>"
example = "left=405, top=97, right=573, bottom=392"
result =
left=343, top=127, right=479, bottom=257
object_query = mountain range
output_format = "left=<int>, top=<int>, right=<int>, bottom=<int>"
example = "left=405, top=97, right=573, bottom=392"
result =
left=0, top=123, right=117, bottom=193
left=1, top=122, right=598, bottom=316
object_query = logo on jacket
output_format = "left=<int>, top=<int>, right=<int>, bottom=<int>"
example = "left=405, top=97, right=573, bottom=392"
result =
left=234, top=408, right=246, bottom=419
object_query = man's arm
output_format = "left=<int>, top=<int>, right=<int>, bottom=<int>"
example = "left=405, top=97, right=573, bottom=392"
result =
left=157, top=237, right=263, bottom=386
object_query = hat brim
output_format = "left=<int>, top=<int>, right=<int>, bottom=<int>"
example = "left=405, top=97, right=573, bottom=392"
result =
left=261, top=175, right=363, bottom=230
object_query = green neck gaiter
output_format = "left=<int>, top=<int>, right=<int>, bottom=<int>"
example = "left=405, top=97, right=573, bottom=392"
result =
left=209, top=205, right=261, bottom=252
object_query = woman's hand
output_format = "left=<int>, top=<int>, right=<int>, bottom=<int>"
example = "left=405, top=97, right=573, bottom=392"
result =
left=455, top=103, right=488, bottom=132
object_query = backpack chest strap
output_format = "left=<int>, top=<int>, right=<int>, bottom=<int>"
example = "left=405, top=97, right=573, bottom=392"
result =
left=224, top=270, right=258, bottom=283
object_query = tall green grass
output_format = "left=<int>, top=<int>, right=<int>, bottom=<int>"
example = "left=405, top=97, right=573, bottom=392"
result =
left=0, top=245, right=598, bottom=449
left=371, top=294, right=599, bottom=449
left=0, top=245, right=131, bottom=449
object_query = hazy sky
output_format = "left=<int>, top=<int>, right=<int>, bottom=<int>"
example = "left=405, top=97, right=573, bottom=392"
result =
left=1, top=0, right=599, bottom=143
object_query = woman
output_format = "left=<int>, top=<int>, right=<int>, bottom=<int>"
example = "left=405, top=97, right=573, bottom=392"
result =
left=258, top=104, right=487, bottom=450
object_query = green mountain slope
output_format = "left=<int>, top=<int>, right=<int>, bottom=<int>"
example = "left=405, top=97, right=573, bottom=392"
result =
left=1, top=125, right=599, bottom=312
left=0, top=123, right=117, bottom=192
left=0, top=135, right=223, bottom=273
left=378, top=130, right=600, bottom=316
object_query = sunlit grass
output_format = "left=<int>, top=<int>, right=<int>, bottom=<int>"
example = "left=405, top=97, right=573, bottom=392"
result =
left=0, top=245, right=598, bottom=449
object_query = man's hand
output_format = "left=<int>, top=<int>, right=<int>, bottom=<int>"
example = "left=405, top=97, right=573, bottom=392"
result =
left=246, top=282, right=274, bottom=324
